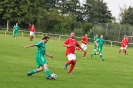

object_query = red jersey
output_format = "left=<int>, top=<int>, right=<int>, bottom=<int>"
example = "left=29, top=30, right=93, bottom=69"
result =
left=29, top=25, right=36, bottom=32
left=124, top=38, right=128, bottom=45
left=81, top=36, right=88, bottom=44
left=121, top=39, right=126, bottom=47
left=64, top=38, right=80, bottom=55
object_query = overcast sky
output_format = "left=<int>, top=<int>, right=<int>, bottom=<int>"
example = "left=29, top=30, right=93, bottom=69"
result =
left=103, top=0, right=133, bottom=20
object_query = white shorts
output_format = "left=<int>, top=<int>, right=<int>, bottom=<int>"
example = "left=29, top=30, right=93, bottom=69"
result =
left=67, top=54, right=76, bottom=61
left=30, top=32, right=35, bottom=36
left=81, top=43, right=87, bottom=51
left=120, top=47, right=126, bottom=50
left=125, top=45, right=128, bottom=48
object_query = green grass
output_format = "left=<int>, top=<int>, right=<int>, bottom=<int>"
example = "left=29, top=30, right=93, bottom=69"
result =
left=0, top=34, right=133, bottom=88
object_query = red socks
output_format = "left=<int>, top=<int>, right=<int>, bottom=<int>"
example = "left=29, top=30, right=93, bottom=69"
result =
left=124, top=50, right=126, bottom=55
left=84, top=51, right=86, bottom=57
left=30, top=36, right=33, bottom=41
left=68, top=62, right=75, bottom=74
left=66, top=60, right=76, bottom=74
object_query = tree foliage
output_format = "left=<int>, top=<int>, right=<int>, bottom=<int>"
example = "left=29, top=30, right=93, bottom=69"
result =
left=0, top=0, right=113, bottom=34
left=119, top=6, right=133, bottom=25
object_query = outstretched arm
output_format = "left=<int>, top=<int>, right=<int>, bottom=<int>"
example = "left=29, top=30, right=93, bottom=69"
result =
left=29, top=23, right=31, bottom=26
left=24, top=44, right=35, bottom=48
left=45, top=53, right=54, bottom=58
left=78, top=45, right=85, bottom=52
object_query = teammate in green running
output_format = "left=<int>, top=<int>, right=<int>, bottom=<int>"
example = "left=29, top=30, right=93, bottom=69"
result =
left=13, top=23, right=19, bottom=38
left=91, top=35, right=105, bottom=61
left=94, top=33, right=99, bottom=51
left=24, top=36, right=55, bottom=80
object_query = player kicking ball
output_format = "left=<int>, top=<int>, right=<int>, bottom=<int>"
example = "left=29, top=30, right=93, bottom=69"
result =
left=91, top=35, right=105, bottom=61
left=63, top=32, right=84, bottom=74
left=24, top=36, right=55, bottom=80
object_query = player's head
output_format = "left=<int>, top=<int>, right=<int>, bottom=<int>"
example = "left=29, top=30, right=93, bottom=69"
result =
left=42, top=36, right=49, bottom=43
left=16, top=23, right=18, bottom=26
left=85, top=33, right=88, bottom=37
left=95, top=33, right=98, bottom=36
left=124, top=35, right=127, bottom=38
left=70, top=32, right=75, bottom=39
left=32, top=24, right=34, bottom=27
left=100, top=35, right=103, bottom=38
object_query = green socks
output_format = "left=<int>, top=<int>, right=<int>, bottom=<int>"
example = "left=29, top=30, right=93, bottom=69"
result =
left=100, top=54, right=102, bottom=60
left=93, top=52, right=97, bottom=55
left=29, top=70, right=38, bottom=75
left=45, top=69, right=51, bottom=77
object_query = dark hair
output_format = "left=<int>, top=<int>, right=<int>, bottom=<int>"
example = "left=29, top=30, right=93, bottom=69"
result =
left=42, top=36, right=49, bottom=40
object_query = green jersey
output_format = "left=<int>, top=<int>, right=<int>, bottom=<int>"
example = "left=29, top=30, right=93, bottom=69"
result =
left=94, top=36, right=99, bottom=42
left=13, top=25, right=19, bottom=31
left=97, top=38, right=105, bottom=47
left=34, top=41, right=46, bottom=56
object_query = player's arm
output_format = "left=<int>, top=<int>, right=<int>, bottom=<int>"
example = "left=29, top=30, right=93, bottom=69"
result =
left=63, top=39, right=71, bottom=47
left=45, top=53, right=54, bottom=59
left=63, top=43, right=71, bottom=47
left=29, top=23, right=31, bottom=26
left=76, top=42, right=85, bottom=52
left=24, top=44, right=35, bottom=48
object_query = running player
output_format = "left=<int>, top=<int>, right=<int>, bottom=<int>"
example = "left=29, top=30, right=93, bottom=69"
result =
left=91, top=35, right=105, bottom=61
left=29, top=23, right=36, bottom=41
left=24, top=36, right=55, bottom=80
left=63, top=32, right=84, bottom=74
left=81, top=34, right=88, bottom=58
left=13, top=23, right=19, bottom=39
left=75, top=34, right=88, bottom=58
left=94, top=33, right=99, bottom=51
left=119, top=37, right=127, bottom=55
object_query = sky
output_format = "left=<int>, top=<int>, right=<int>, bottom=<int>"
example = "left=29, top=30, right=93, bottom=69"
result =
left=103, top=0, right=133, bottom=20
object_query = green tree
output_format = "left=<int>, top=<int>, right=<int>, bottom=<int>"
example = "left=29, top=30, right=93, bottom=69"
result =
left=119, top=6, right=133, bottom=25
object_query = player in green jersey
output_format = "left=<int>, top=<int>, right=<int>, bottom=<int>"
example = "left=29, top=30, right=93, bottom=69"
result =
left=94, top=33, right=99, bottom=51
left=24, top=36, right=55, bottom=80
left=91, top=35, right=105, bottom=61
left=13, top=23, right=19, bottom=38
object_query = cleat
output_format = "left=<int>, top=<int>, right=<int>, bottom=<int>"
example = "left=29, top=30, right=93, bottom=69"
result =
left=64, top=64, right=67, bottom=70
left=84, top=57, right=86, bottom=58
left=68, top=72, right=72, bottom=74
left=90, top=54, right=93, bottom=58
left=100, top=59, right=104, bottom=61
left=27, top=72, right=32, bottom=76
left=46, top=76, right=55, bottom=80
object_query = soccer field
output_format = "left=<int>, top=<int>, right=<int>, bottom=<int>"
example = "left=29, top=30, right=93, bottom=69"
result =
left=0, top=34, right=133, bottom=88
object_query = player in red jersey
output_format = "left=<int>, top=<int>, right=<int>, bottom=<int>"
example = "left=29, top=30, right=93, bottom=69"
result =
left=63, top=32, right=84, bottom=74
left=119, top=37, right=127, bottom=55
left=76, top=34, right=88, bottom=58
left=81, top=34, right=88, bottom=58
left=29, top=23, right=36, bottom=41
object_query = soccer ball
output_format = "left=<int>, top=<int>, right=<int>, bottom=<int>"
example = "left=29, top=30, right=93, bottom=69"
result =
left=51, top=73, right=57, bottom=79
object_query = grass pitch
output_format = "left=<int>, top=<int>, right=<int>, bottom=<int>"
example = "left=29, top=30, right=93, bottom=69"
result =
left=0, top=34, right=133, bottom=88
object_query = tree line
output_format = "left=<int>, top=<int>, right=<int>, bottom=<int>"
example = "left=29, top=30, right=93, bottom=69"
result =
left=0, top=0, right=133, bottom=36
